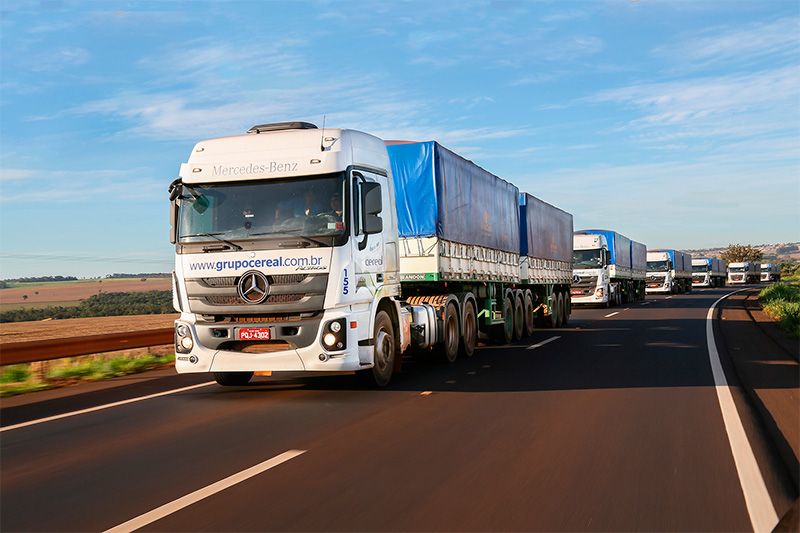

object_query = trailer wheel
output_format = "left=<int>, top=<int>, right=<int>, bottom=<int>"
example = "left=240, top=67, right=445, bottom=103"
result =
left=513, top=291, right=524, bottom=340
left=494, top=294, right=514, bottom=343
left=542, top=293, right=556, bottom=327
left=367, top=310, right=395, bottom=387
left=460, top=301, right=477, bottom=358
left=213, top=372, right=253, bottom=387
left=523, top=290, right=535, bottom=337
left=561, top=290, right=570, bottom=325
left=554, top=292, right=564, bottom=327
left=439, top=303, right=459, bottom=363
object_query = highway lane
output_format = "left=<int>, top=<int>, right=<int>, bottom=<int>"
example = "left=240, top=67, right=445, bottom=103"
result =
left=1, top=287, right=794, bottom=531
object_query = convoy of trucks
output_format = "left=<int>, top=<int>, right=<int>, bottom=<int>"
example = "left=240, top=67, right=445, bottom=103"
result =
left=169, top=122, right=572, bottom=387
left=760, top=263, right=781, bottom=282
left=692, top=257, right=727, bottom=288
left=727, top=262, right=760, bottom=284
left=167, top=120, right=783, bottom=386
left=646, top=249, right=693, bottom=294
left=571, top=230, right=646, bottom=306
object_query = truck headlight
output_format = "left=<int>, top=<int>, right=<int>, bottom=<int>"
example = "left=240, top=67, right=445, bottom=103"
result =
left=595, top=288, right=604, bottom=297
left=321, top=318, right=346, bottom=351
left=175, top=323, right=194, bottom=354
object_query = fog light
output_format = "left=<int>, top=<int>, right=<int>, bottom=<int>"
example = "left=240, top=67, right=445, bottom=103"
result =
left=180, top=336, right=194, bottom=350
left=323, top=333, right=337, bottom=347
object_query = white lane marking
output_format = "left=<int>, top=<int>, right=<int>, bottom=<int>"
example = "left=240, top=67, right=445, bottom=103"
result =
left=104, top=450, right=306, bottom=533
left=604, top=312, right=619, bottom=318
left=641, top=301, right=653, bottom=306
left=526, top=336, right=560, bottom=350
left=0, top=382, right=216, bottom=433
left=707, top=290, right=778, bottom=532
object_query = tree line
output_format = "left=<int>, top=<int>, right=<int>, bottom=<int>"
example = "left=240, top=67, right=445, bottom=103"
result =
left=0, top=291, right=174, bottom=323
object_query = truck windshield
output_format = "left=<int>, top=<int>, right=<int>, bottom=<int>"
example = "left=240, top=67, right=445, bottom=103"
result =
left=729, top=266, right=746, bottom=273
left=178, top=173, right=346, bottom=245
left=692, top=265, right=709, bottom=272
left=647, top=261, right=670, bottom=272
left=573, top=249, right=602, bottom=268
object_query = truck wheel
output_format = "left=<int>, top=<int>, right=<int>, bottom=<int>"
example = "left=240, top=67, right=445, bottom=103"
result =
left=439, top=303, right=459, bottom=363
left=369, top=310, right=395, bottom=386
left=513, top=291, right=524, bottom=340
left=213, top=372, right=253, bottom=386
left=523, top=290, right=535, bottom=337
left=554, top=292, right=564, bottom=327
left=460, top=301, right=477, bottom=358
left=494, top=294, right=515, bottom=343
left=561, top=290, right=570, bottom=325
left=544, top=294, right=558, bottom=328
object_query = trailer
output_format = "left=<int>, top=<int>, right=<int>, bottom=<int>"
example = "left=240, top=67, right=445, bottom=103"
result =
left=692, top=257, right=727, bottom=288
left=571, top=229, right=646, bottom=307
left=169, top=123, right=573, bottom=387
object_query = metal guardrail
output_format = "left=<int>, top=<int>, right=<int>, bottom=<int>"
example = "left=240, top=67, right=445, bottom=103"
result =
left=0, top=329, right=174, bottom=366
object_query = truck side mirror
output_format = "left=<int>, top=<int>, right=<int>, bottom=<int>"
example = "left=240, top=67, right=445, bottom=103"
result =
left=361, top=181, right=383, bottom=235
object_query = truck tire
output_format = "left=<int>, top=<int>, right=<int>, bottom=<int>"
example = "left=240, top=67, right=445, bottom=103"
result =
left=554, top=292, right=564, bottom=327
left=460, top=300, right=477, bottom=358
left=494, top=294, right=514, bottom=343
left=561, top=290, right=570, bottom=325
left=213, top=372, right=253, bottom=386
left=367, top=310, right=395, bottom=387
left=544, top=294, right=558, bottom=328
left=439, top=303, right=459, bottom=363
left=513, top=290, right=524, bottom=340
left=523, top=290, right=535, bottom=337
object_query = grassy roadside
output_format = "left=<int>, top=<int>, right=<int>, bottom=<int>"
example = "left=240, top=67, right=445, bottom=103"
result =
left=759, top=283, right=800, bottom=338
left=1, top=351, right=175, bottom=397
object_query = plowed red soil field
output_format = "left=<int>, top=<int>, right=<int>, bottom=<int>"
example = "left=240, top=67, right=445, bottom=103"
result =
left=0, top=314, right=180, bottom=345
left=0, top=278, right=171, bottom=305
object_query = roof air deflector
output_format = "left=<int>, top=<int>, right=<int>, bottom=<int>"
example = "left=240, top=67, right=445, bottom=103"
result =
left=247, top=122, right=318, bottom=134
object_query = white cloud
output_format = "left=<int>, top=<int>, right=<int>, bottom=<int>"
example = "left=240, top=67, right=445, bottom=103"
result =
left=653, top=17, right=800, bottom=70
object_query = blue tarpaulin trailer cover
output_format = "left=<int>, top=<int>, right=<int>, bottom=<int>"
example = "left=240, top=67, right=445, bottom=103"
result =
left=386, top=141, right=520, bottom=254
left=519, top=193, right=573, bottom=263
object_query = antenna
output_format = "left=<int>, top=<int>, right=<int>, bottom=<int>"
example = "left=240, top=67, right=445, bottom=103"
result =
left=320, top=115, right=326, bottom=152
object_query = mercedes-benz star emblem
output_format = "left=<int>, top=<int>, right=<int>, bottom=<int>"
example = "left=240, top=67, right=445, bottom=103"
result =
left=573, top=274, right=582, bottom=284
left=238, top=271, right=269, bottom=304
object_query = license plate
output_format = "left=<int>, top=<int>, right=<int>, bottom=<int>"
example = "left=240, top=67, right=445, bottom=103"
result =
left=571, top=290, right=582, bottom=295
left=238, top=328, right=271, bottom=340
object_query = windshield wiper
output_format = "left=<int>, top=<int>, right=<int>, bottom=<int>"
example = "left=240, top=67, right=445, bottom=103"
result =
left=250, top=228, right=327, bottom=248
left=182, top=232, right=243, bottom=251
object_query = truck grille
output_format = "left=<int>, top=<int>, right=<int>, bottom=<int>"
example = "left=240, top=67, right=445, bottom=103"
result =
left=185, top=273, right=327, bottom=315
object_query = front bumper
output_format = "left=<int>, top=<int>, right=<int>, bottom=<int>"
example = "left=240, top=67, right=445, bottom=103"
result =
left=174, top=310, right=369, bottom=374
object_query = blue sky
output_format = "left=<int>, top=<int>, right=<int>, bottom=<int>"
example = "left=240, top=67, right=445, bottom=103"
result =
left=1, top=0, right=798, bottom=279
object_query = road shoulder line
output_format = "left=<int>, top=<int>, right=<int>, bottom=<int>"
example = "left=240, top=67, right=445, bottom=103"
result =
left=707, top=290, right=779, bottom=532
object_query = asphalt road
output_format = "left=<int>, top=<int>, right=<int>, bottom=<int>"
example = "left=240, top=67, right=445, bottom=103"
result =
left=1, top=286, right=797, bottom=532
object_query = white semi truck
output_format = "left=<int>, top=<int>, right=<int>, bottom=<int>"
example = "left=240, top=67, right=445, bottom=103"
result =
left=727, top=262, right=759, bottom=284
left=760, top=263, right=780, bottom=282
left=169, top=122, right=573, bottom=387
left=691, top=257, right=727, bottom=288
left=646, top=249, right=692, bottom=294
left=571, top=230, right=646, bottom=307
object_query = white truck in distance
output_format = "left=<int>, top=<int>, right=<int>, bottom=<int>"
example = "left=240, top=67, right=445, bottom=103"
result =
left=646, top=249, right=692, bottom=294
left=760, top=263, right=780, bottom=282
left=691, top=257, right=726, bottom=288
left=571, top=230, right=646, bottom=307
left=728, top=262, right=759, bottom=284
left=169, top=122, right=573, bottom=387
